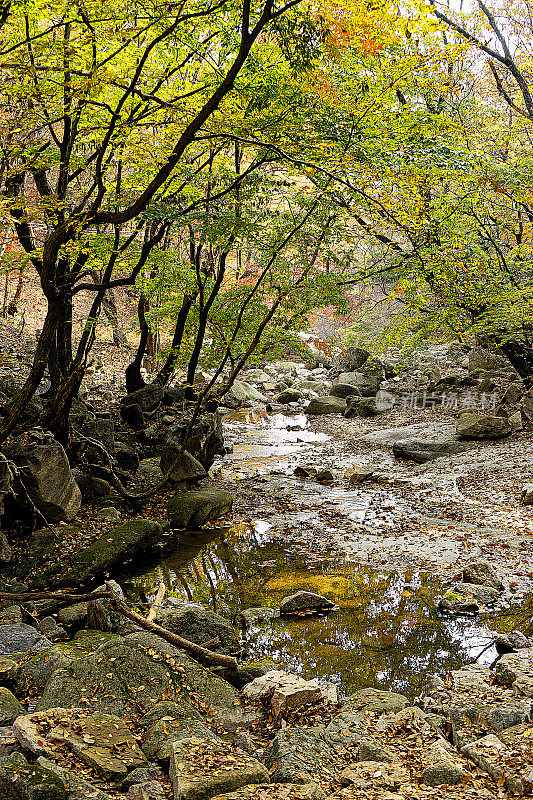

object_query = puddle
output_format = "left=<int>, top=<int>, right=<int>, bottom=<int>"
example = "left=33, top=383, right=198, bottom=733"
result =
left=122, top=522, right=522, bottom=699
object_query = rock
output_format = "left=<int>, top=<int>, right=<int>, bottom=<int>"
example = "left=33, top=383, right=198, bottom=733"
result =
left=160, top=440, right=207, bottom=483
left=342, top=689, right=409, bottom=714
left=72, top=469, right=110, bottom=501
left=0, top=657, right=22, bottom=689
left=329, top=383, right=361, bottom=399
left=222, top=382, right=267, bottom=409
left=357, top=738, right=398, bottom=763
left=521, top=389, right=533, bottom=423
left=36, top=617, right=67, bottom=642
left=509, top=410, right=523, bottom=431
left=35, top=632, right=254, bottom=732
left=456, top=412, right=512, bottom=439
left=242, top=671, right=324, bottom=719
left=239, top=608, right=277, bottom=627
left=392, top=438, right=472, bottom=463
left=166, top=412, right=224, bottom=470
left=140, top=702, right=216, bottom=763
left=339, top=762, right=409, bottom=790
left=122, top=384, right=164, bottom=412
left=37, top=757, right=110, bottom=800
left=0, top=531, right=11, bottom=564
left=521, top=483, right=533, bottom=506
left=305, top=396, right=346, bottom=415
left=86, top=580, right=131, bottom=633
left=462, top=733, right=524, bottom=794
left=57, top=603, right=88, bottom=628
left=0, top=688, right=24, bottom=725
left=462, top=561, right=504, bottom=591
left=126, top=781, right=166, bottom=800
left=333, top=347, right=370, bottom=372
left=14, top=708, right=148, bottom=781
left=279, top=592, right=336, bottom=616
left=421, top=742, right=469, bottom=786
left=0, top=453, right=13, bottom=525
left=169, top=737, right=269, bottom=800
left=451, top=582, right=499, bottom=604
left=495, top=648, right=533, bottom=695
left=344, top=397, right=382, bottom=418
left=0, top=606, right=23, bottom=625
left=207, top=785, right=325, bottom=800
left=40, top=519, right=162, bottom=587
left=336, top=370, right=381, bottom=393
left=157, top=602, right=240, bottom=655
left=4, top=430, right=81, bottom=522
left=0, top=758, right=66, bottom=800
left=167, top=488, right=233, bottom=529
left=277, top=390, right=302, bottom=404
left=447, top=699, right=532, bottom=732
left=115, top=442, right=140, bottom=473
left=0, top=624, right=52, bottom=656
left=468, top=348, right=513, bottom=374
left=123, top=767, right=164, bottom=789
left=262, top=727, right=342, bottom=783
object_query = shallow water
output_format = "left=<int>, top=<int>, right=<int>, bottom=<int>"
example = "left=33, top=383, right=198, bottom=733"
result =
left=122, top=409, right=529, bottom=699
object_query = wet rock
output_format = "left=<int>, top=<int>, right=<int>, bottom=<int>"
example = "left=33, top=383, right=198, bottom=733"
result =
left=160, top=440, right=207, bottom=483
left=222, top=382, right=268, bottom=409
left=392, top=438, right=472, bottom=463
left=451, top=582, right=499, bottom=604
left=495, top=648, right=533, bottom=696
left=342, top=688, right=409, bottom=714
left=157, top=601, right=240, bottom=655
left=4, top=430, right=81, bottom=522
left=122, top=384, right=164, bottom=412
left=169, top=737, right=269, bottom=800
left=462, top=561, right=504, bottom=591
left=277, top=390, right=302, bottom=404
left=0, top=688, right=24, bottom=725
left=239, top=608, right=277, bottom=626
left=0, top=624, right=52, bottom=656
left=333, top=347, right=370, bottom=373
left=438, top=590, right=479, bottom=614
left=279, top=591, right=336, bottom=616
left=305, top=396, right=346, bottom=415
left=262, top=727, right=342, bottom=783
left=495, top=630, right=532, bottom=653
left=39, top=519, right=162, bottom=587
left=0, top=757, right=66, bottom=800
left=422, top=741, right=470, bottom=786
left=344, top=397, right=382, bottom=418
left=294, top=466, right=317, bottom=478
left=339, top=762, right=409, bottom=790
left=456, top=412, right=512, bottom=439
left=167, top=488, right=233, bottom=529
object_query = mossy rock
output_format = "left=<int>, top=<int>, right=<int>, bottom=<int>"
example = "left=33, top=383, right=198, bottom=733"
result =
left=0, top=686, right=24, bottom=725
left=167, top=489, right=233, bottom=529
left=0, top=760, right=66, bottom=800
left=36, top=519, right=162, bottom=587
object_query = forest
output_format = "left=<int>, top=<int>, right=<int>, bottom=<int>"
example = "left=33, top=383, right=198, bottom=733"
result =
left=1, top=1, right=533, bottom=799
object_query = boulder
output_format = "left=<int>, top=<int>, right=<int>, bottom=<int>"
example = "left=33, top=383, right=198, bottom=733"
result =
left=169, top=737, right=269, bottom=800
left=521, top=389, right=533, bottom=423
left=122, top=384, right=164, bottom=412
left=262, top=727, right=342, bottom=783
left=222, top=382, right=267, bottom=409
left=450, top=582, right=499, bottom=604
left=338, top=762, right=409, bottom=790
left=160, top=440, right=207, bottom=483
left=38, top=519, right=162, bottom=587
left=0, top=687, right=24, bottom=725
left=115, top=442, right=140, bottom=473
left=165, top=412, right=224, bottom=469
left=242, top=671, right=324, bottom=718
left=495, top=648, right=533, bottom=696
left=72, top=469, right=111, bottom=501
left=0, top=624, right=52, bottom=656
left=468, top=348, right=513, bottom=374
left=0, top=757, right=66, bottom=800
left=393, top=438, right=472, bottom=463
left=167, top=488, right=233, bottom=529
left=86, top=580, right=132, bottom=633
left=120, top=403, right=145, bottom=430
left=329, top=383, right=360, bottom=399
left=305, top=397, right=346, bottom=415
left=277, top=390, right=302, bottom=404
left=3, top=430, right=81, bottom=522
left=37, top=757, right=110, bottom=800
left=521, top=483, right=533, bottom=506
left=279, top=592, right=336, bottom=616
left=462, top=733, right=524, bottom=794
left=239, top=608, right=277, bottom=627
left=126, top=781, right=165, bottom=800
left=157, top=602, right=240, bottom=655
left=333, top=347, right=370, bottom=372
left=342, top=689, right=409, bottom=714
left=0, top=531, right=11, bottom=564
left=344, top=397, right=382, bottom=418
left=140, top=701, right=216, bottom=763
left=462, top=561, right=504, bottom=591
left=456, top=412, right=512, bottom=439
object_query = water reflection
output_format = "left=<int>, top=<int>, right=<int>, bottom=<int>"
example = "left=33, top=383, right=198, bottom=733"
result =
left=121, top=523, right=523, bottom=698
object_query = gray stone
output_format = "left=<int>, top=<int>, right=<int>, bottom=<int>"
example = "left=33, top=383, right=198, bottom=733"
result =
left=521, top=483, right=533, bottom=506
left=157, top=602, right=240, bottom=655
left=305, top=396, right=346, bottom=415
left=262, top=727, right=341, bottom=783
left=122, top=385, right=164, bottom=412
left=56, top=603, right=88, bottom=627
left=422, top=742, right=469, bottom=786
left=222, top=382, right=267, bottom=408
left=438, top=590, right=479, bottom=614
left=342, top=688, right=409, bottom=714
left=122, top=767, right=164, bottom=789
left=71, top=470, right=110, bottom=501
left=239, top=608, right=277, bottom=626
left=165, top=412, right=224, bottom=470
left=277, top=390, right=302, bottom=404
left=344, top=397, right=382, bottom=418
left=36, top=617, right=67, bottom=642
left=333, top=347, right=370, bottom=372
left=451, top=582, right=499, bottom=604
left=4, top=431, right=81, bottom=522
left=126, top=782, right=166, bottom=800
left=495, top=648, right=533, bottom=695
left=357, top=738, right=397, bottom=763
left=0, top=687, right=24, bottom=725
left=393, top=438, right=472, bottom=463
left=462, top=733, right=524, bottom=794
left=462, top=561, right=504, bottom=591
left=279, top=591, right=336, bottom=615
left=468, top=348, right=513, bottom=374
left=86, top=580, right=131, bottom=634
left=456, top=412, right=512, bottom=439
left=0, top=531, right=12, bottom=564
left=0, top=624, right=52, bottom=656
left=167, top=488, right=233, bottom=529
left=160, top=440, right=207, bottom=483
left=36, top=757, right=110, bottom=800
left=169, top=737, right=269, bottom=800
left=0, top=606, right=23, bottom=625
left=329, top=384, right=361, bottom=399
left=338, top=762, right=409, bottom=789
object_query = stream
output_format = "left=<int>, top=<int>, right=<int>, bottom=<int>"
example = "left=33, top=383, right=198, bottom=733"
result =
left=122, top=408, right=532, bottom=699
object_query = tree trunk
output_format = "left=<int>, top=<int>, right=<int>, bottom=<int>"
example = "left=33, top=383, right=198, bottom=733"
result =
left=498, top=339, right=533, bottom=386
left=125, top=293, right=149, bottom=393
left=154, top=294, right=194, bottom=385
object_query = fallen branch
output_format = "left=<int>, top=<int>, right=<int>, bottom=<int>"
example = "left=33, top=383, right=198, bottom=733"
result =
left=106, top=582, right=239, bottom=669
left=0, top=590, right=112, bottom=603
left=146, top=570, right=166, bottom=622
